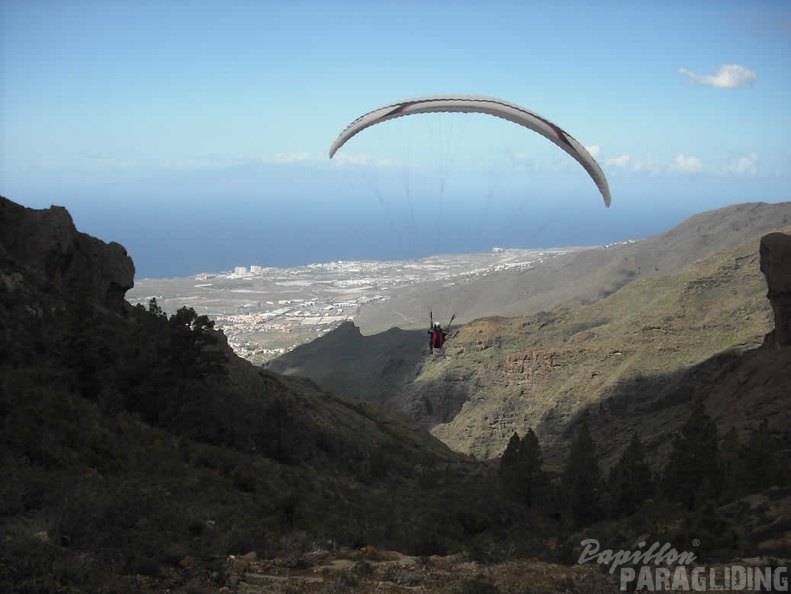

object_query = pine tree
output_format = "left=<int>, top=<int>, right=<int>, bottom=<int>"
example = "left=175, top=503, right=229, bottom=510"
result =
left=161, top=307, right=228, bottom=436
left=662, top=399, right=722, bottom=511
left=562, top=423, right=602, bottom=527
left=498, top=432, right=523, bottom=497
left=608, top=432, right=654, bottom=516
left=167, top=306, right=226, bottom=382
left=498, top=429, right=547, bottom=508
left=519, top=428, right=546, bottom=508
left=58, top=300, right=117, bottom=401
left=739, top=420, right=790, bottom=494
left=719, top=427, right=744, bottom=501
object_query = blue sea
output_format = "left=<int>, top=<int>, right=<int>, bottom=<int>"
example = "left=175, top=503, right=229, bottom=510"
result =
left=62, top=198, right=695, bottom=279
left=6, top=161, right=750, bottom=279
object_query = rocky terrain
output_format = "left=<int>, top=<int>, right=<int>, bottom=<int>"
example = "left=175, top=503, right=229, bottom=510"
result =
left=223, top=546, right=617, bottom=593
left=1, top=195, right=789, bottom=593
left=760, top=231, right=791, bottom=348
left=266, top=321, right=427, bottom=406
left=424, top=229, right=790, bottom=465
left=0, top=197, right=135, bottom=314
left=0, top=196, right=512, bottom=591
left=268, top=206, right=791, bottom=465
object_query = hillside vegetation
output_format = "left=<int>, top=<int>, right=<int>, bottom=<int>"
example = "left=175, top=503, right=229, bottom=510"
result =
left=0, top=197, right=532, bottom=592
left=357, top=201, right=791, bottom=332
left=2, top=197, right=789, bottom=592
left=421, top=227, right=783, bottom=462
left=270, top=209, right=790, bottom=470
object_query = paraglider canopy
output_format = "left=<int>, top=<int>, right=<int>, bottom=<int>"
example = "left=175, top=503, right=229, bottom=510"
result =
left=329, top=94, right=611, bottom=207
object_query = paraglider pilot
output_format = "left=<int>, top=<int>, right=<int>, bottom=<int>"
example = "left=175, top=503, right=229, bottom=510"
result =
left=429, top=321, right=447, bottom=352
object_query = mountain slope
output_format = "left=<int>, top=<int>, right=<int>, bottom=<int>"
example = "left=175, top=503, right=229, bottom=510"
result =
left=265, top=321, right=427, bottom=404
left=0, top=196, right=459, bottom=472
left=269, top=205, right=788, bottom=434
left=3, top=196, right=789, bottom=592
left=269, top=212, right=789, bottom=467
left=422, top=226, right=784, bottom=460
left=0, top=197, right=529, bottom=592
left=357, top=201, right=791, bottom=332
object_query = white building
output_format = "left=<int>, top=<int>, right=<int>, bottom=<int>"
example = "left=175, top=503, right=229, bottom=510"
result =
left=234, top=266, right=248, bottom=276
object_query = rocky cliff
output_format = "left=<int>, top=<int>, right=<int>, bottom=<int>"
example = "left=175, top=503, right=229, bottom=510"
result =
left=0, top=196, right=134, bottom=313
left=270, top=220, right=790, bottom=466
left=760, top=231, right=791, bottom=348
left=430, top=229, right=790, bottom=463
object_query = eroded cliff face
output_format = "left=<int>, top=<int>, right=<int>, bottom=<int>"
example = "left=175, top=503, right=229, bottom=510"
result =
left=0, top=196, right=134, bottom=313
left=760, top=231, right=791, bottom=348
left=415, top=229, right=787, bottom=461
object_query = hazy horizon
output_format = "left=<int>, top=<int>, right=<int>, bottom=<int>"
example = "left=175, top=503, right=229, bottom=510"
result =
left=3, top=186, right=740, bottom=279
left=2, top=1, right=789, bottom=278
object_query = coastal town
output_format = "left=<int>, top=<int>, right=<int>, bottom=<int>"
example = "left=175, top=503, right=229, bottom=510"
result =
left=127, top=248, right=580, bottom=364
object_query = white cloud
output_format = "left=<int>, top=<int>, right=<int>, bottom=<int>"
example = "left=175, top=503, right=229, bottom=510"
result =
left=724, top=152, right=759, bottom=177
left=330, top=153, right=400, bottom=167
left=677, top=64, right=757, bottom=88
left=585, top=145, right=601, bottom=158
left=271, top=152, right=315, bottom=163
left=471, top=157, right=492, bottom=170
left=603, top=151, right=769, bottom=178
left=631, top=156, right=662, bottom=175
left=606, top=154, right=632, bottom=168
left=80, top=153, right=243, bottom=172
left=605, top=154, right=661, bottom=175
left=668, top=154, right=704, bottom=174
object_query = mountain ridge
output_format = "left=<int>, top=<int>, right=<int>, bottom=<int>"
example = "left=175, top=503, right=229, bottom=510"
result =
left=268, top=204, right=791, bottom=467
left=356, top=201, right=791, bottom=332
left=3, top=195, right=789, bottom=592
left=1, top=195, right=536, bottom=592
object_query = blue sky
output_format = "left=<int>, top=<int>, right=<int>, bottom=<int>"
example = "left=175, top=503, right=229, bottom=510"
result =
left=1, top=0, right=790, bottom=277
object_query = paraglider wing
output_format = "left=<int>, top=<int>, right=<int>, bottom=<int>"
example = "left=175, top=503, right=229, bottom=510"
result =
left=328, top=95, right=611, bottom=207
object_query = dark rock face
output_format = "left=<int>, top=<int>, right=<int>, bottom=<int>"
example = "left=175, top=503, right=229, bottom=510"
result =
left=760, top=231, right=791, bottom=347
left=0, top=196, right=134, bottom=313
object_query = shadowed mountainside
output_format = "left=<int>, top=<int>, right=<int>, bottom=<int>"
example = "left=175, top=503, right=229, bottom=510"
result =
left=0, top=196, right=535, bottom=592
left=2, top=195, right=789, bottom=592
left=268, top=211, right=791, bottom=468
left=0, top=196, right=463, bottom=471
left=423, top=227, right=786, bottom=461
left=265, top=321, right=427, bottom=404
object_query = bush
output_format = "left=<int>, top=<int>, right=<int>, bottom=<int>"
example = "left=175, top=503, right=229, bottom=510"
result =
left=457, top=574, right=502, bottom=594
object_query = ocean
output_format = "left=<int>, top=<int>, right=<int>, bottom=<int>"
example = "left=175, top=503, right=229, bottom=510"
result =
left=68, top=199, right=692, bottom=279
left=6, top=162, right=725, bottom=279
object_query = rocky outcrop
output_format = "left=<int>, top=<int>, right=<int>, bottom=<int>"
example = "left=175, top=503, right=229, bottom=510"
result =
left=760, top=232, right=791, bottom=347
left=0, top=196, right=134, bottom=313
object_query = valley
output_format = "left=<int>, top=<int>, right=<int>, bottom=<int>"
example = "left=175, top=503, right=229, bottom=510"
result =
left=128, top=247, right=585, bottom=363
left=2, top=196, right=789, bottom=593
